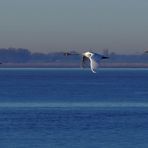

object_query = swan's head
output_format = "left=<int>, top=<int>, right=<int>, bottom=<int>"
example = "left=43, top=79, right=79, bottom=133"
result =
left=83, top=51, right=93, bottom=58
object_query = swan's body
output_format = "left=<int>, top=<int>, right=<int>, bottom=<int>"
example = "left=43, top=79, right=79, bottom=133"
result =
left=82, top=51, right=108, bottom=73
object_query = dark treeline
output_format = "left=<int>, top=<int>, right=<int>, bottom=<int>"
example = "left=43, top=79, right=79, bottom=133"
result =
left=108, top=52, right=148, bottom=63
left=0, top=48, right=79, bottom=63
left=0, top=48, right=31, bottom=63
left=0, top=48, right=148, bottom=63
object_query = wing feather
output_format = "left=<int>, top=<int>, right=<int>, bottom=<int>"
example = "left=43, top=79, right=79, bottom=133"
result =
left=81, top=56, right=89, bottom=68
left=89, top=53, right=102, bottom=73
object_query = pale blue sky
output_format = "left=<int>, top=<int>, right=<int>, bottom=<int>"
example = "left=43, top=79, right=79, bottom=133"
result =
left=0, top=0, right=148, bottom=53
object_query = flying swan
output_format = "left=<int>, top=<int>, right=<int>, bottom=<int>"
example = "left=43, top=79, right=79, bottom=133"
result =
left=64, top=51, right=109, bottom=73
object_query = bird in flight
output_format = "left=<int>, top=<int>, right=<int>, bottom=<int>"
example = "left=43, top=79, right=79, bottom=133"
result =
left=64, top=51, right=109, bottom=73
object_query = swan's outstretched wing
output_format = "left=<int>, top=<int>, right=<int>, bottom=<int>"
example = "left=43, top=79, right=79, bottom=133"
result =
left=89, top=57, right=98, bottom=73
left=89, top=53, right=102, bottom=73
left=81, top=56, right=89, bottom=68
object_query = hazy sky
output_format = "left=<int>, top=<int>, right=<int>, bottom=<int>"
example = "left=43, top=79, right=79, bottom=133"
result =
left=0, top=0, right=148, bottom=54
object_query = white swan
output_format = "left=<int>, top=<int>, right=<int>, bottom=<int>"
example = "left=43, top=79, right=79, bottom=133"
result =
left=64, top=51, right=109, bottom=73
left=82, top=51, right=108, bottom=73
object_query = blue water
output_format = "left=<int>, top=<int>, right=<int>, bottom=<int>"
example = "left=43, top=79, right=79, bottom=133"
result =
left=0, top=68, right=148, bottom=103
left=0, top=68, right=148, bottom=148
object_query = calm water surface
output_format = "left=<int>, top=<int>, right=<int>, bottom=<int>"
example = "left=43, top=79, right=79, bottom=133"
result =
left=0, top=68, right=148, bottom=103
left=0, top=68, right=148, bottom=148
